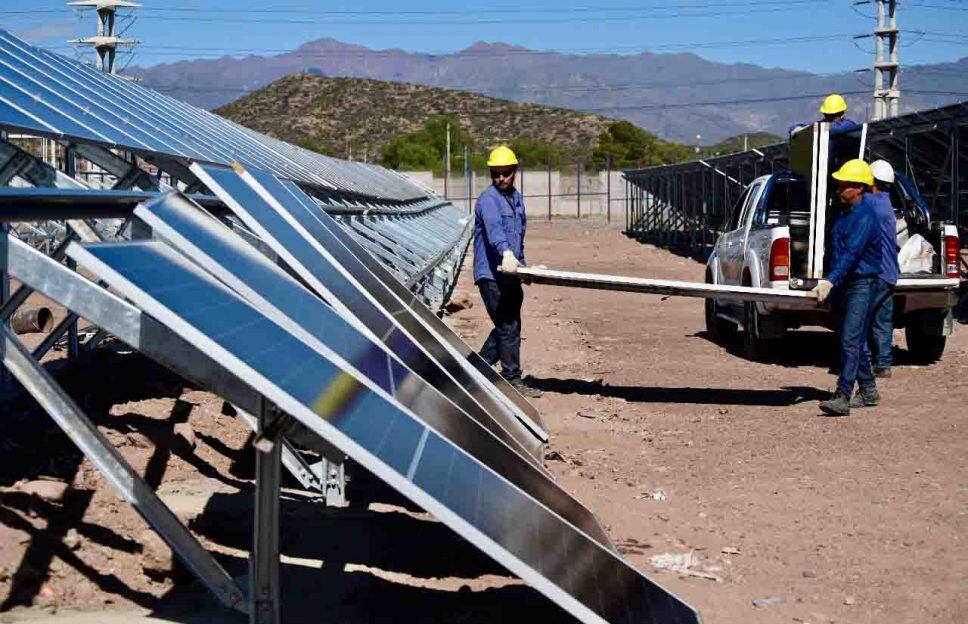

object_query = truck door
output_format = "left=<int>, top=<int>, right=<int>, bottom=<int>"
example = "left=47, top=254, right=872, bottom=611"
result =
left=717, top=184, right=753, bottom=285
left=722, top=182, right=764, bottom=284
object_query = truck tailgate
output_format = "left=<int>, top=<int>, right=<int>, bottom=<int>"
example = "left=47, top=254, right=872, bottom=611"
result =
left=895, top=276, right=961, bottom=291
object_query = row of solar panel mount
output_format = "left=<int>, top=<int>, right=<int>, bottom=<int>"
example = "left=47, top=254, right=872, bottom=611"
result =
left=0, top=30, right=701, bottom=624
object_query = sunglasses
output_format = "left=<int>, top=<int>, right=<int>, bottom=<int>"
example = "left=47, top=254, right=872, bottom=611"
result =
left=490, top=169, right=515, bottom=179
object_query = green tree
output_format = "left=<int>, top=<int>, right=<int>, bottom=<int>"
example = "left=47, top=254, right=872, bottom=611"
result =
left=593, top=121, right=691, bottom=169
left=381, top=115, right=475, bottom=174
left=507, top=137, right=565, bottom=168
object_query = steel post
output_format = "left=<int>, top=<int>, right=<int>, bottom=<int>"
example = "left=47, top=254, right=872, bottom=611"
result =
left=251, top=400, right=282, bottom=624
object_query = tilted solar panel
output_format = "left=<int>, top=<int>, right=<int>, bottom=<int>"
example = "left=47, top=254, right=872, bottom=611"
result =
left=66, top=239, right=701, bottom=624
left=134, top=190, right=614, bottom=548
left=275, top=177, right=544, bottom=425
left=189, top=162, right=547, bottom=456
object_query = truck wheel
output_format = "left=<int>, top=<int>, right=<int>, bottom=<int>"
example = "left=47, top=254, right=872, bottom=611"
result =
left=705, top=297, right=734, bottom=341
left=905, top=324, right=946, bottom=364
left=742, top=301, right=772, bottom=361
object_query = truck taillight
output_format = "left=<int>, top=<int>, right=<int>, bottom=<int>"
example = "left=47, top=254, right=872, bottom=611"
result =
left=770, top=237, right=790, bottom=281
left=944, top=234, right=960, bottom=278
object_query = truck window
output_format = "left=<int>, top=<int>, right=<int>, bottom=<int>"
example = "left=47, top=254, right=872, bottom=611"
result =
left=725, top=185, right=752, bottom=231
left=740, top=182, right=763, bottom=228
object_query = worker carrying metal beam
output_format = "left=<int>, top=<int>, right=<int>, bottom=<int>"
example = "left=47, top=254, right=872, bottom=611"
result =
left=473, top=145, right=541, bottom=398
left=813, top=159, right=898, bottom=416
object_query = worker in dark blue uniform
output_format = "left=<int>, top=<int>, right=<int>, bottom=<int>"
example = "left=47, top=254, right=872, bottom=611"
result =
left=812, top=159, right=896, bottom=416
left=790, top=93, right=862, bottom=170
left=473, top=145, right=540, bottom=398
left=867, top=160, right=901, bottom=378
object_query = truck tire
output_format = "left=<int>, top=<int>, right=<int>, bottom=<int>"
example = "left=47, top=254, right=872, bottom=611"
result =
left=742, top=301, right=772, bottom=361
left=705, top=297, right=735, bottom=341
left=905, top=323, right=946, bottom=364
left=704, top=271, right=735, bottom=342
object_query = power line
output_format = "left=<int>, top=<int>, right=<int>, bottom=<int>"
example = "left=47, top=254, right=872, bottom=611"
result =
left=44, top=33, right=856, bottom=60
left=1, top=1, right=824, bottom=17
left=12, top=3, right=821, bottom=26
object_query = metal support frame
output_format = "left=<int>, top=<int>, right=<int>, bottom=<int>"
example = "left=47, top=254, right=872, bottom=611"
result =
left=623, top=102, right=967, bottom=253
left=0, top=326, right=247, bottom=612
left=251, top=399, right=283, bottom=624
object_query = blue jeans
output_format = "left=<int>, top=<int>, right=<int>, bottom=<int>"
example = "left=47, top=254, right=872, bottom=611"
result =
left=869, top=284, right=894, bottom=370
left=478, top=276, right=523, bottom=382
left=834, top=277, right=889, bottom=396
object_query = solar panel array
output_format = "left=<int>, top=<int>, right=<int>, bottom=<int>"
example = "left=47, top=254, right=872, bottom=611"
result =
left=0, top=29, right=422, bottom=201
left=0, top=28, right=701, bottom=623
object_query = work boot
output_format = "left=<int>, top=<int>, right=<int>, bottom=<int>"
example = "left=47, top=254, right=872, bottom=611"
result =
left=873, top=367, right=892, bottom=379
left=849, top=386, right=881, bottom=408
left=819, top=391, right=851, bottom=417
left=509, top=378, right=542, bottom=399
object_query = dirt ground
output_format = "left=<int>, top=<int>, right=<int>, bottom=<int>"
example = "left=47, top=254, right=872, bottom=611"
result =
left=0, top=218, right=965, bottom=623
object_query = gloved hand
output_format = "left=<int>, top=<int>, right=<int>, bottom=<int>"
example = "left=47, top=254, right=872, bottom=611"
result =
left=811, top=279, right=833, bottom=303
left=500, top=250, right=520, bottom=274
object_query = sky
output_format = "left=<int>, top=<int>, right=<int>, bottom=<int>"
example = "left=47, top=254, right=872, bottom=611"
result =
left=3, top=0, right=967, bottom=75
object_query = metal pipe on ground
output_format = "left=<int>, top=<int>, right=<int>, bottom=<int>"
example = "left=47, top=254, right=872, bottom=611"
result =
left=11, top=306, right=54, bottom=334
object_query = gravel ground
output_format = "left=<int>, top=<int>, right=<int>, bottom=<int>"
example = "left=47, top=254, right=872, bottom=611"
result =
left=0, top=218, right=965, bottom=624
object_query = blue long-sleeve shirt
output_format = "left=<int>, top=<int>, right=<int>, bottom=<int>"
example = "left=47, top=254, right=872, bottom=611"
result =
left=869, top=191, right=900, bottom=285
left=473, top=185, right=526, bottom=282
left=826, top=193, right=896, bottom=286
left=788, top=117, right=862, bottom=136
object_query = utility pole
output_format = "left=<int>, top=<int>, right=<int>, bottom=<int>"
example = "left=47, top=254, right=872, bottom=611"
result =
left=872, top=0, right=900, bottom=119
left=67, top=0, right=140, bottom=74
left=445, top=122, right=451, bottom=201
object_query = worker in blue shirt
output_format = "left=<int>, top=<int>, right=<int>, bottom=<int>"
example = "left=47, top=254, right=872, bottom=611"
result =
left=867, top=160, right=902, bottom=378
left=789, top=94, right=862, bottom=170
left=473, top=145, right=540, bottom=398
left=812, top=159, right=893, bottom=416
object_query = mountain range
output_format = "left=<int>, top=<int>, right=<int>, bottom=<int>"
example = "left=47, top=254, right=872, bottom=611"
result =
left=132, top=39, right=968, bottom=143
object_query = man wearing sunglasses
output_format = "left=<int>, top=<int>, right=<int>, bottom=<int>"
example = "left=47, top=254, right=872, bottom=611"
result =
left=472, top=145, right=541, bottom=398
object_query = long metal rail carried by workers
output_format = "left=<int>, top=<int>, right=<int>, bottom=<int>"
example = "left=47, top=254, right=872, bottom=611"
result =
left=513, top=267, right=960, bottom=302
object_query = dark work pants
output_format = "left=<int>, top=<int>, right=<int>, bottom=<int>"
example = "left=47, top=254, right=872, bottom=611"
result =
left=834, top=277, right=889, bottom=396
left=869, top=284, right=895, bottom=370
left=478, top=276, right=523, bottom=382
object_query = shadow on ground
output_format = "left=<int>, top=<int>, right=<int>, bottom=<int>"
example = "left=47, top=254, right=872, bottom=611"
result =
left=694, top=328, right=935, bottom=369
left=177, top=468, right=572, bottom=624
left=0, top=349, right=573, bottom=623
left=527, top=377, right=826, bottom=406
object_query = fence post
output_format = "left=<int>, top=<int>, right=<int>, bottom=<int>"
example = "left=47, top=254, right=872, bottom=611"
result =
left=606, top=154, right=612, bottom=224
left=547, top=157, right=552, bottom=221
left=576, top=162, right=582, bottom=220
left=465, top=144, right=472, bottom=213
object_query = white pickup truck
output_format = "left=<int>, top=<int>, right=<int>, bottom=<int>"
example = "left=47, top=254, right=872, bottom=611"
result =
left=705, top=125, right=960, bottom=362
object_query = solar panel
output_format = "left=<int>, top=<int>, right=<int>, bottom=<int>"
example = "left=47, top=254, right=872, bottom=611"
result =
left=134, top=190, right=616, bottom=548
left=188, top=163, right=547, bottom=456
left=66, top=239, right=700, bottom=624
left=275, top=178, right=544, bottom=424
left=0, top=30, right=424, bottom=200
left=235, top=166, right=545, bottom=432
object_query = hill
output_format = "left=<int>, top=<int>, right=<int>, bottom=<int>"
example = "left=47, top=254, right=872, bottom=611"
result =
left=134, top=38, right=968, bottom=143
left=701, top=132, right=783, bottom=157
left=215, top=73, right=689, bottom=166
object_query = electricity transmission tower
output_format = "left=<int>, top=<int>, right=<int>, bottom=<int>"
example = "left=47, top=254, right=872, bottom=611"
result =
left=872, top=0, right=900, bottom=120
left=67, top=0, right=140, bottom=74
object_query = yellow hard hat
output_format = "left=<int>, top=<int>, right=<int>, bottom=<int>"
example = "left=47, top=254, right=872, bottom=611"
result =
left=832, top=159, right=874, bottom=186
left=487, top=145, right=518, bottom=167
left=819, top=93, right=848, bottom=115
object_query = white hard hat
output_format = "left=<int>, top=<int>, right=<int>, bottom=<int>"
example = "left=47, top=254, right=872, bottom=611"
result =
left=870, top=159, right=895, bottom=185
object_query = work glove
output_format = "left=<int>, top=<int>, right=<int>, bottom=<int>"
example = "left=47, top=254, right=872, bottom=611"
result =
left=500, top=250, right=520, bottom=274
left=811, top=279, right=833, bottom=303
